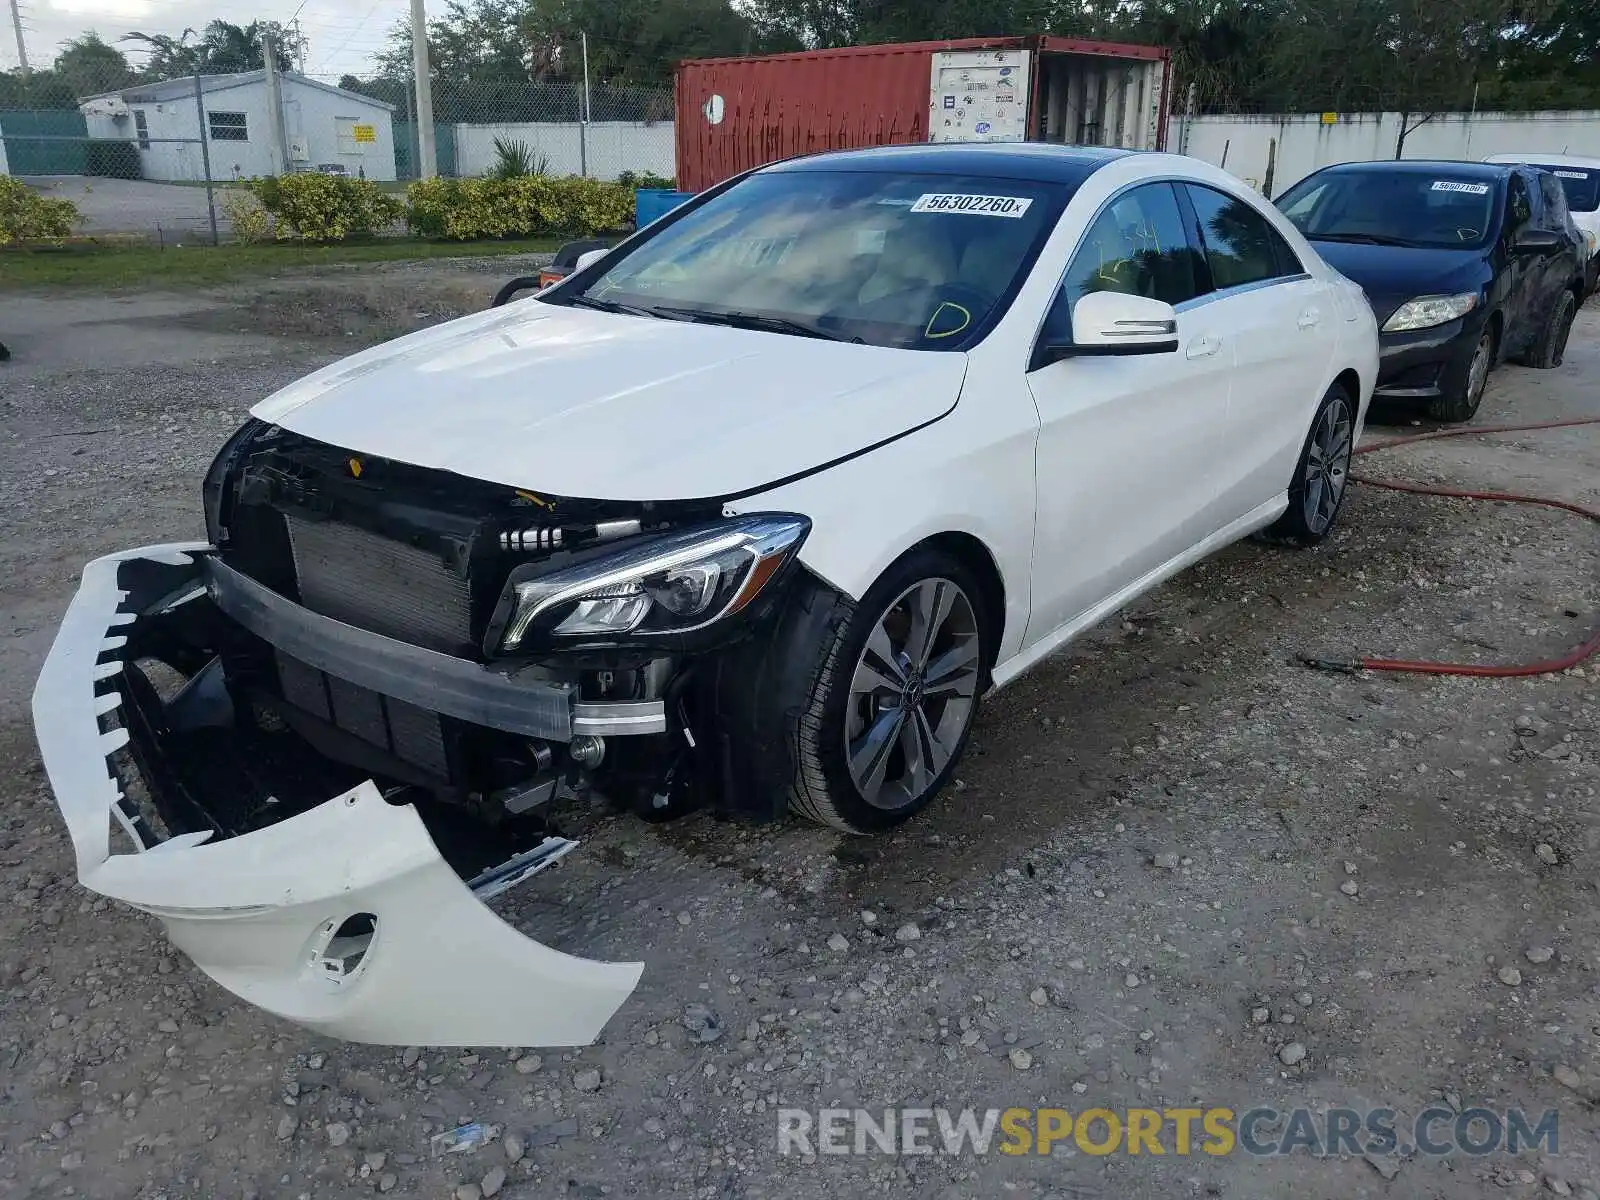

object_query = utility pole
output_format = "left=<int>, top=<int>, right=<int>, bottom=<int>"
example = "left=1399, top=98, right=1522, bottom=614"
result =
left=192, top=73, right=220, bottom=245
left=410, top=0, right=437, bottom=179
left=8, top=0, right=30, bottom=76
left=1463, top=81, right=1480, bottom=158
left=287, top=18, right=308, bottom=72
left=579, top=31, right=591, bottom=178
left=1180, top=81, right=1196, bottom=156
left=262, top=31, right=290, bottom=175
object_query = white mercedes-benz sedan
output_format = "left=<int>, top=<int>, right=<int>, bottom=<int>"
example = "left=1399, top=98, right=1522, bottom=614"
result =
left=33, top=144, right=1378, bottom=1047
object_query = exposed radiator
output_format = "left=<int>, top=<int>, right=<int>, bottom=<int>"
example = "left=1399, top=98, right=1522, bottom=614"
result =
left=284, top=514, right=473, bottom=655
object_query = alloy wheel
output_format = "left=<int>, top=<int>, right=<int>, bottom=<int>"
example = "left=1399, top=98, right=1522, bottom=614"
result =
left=1302, top=396, right=1354, bottom=535
left=1465, top=331, right=1492, bottom=409
left=1553, top=299, right=1575, bottom=367
left=845, top=578, right=980, bottom=811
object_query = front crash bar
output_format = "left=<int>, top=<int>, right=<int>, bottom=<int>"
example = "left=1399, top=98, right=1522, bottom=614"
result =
left=31, top=544, right=642, bottom=1046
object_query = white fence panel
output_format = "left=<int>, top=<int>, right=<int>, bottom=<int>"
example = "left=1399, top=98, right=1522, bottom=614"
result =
left=1170, top=110, right=1600, bottom=196
left=452, top=121, right=675, bottom=181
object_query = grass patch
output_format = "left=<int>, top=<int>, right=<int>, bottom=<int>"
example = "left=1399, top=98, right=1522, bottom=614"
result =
left=0, top=236, right=564, bottom=289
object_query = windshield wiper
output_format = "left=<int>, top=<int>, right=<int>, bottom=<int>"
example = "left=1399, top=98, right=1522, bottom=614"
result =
left=1310, top=232, right=1422, bottom=247
left=650, top=307, right=851, bottom=342
left=566, top=295, right=690, bottom=320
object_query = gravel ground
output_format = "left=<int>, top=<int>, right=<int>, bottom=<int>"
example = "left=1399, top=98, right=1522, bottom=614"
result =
left=1, top=269, right=1597, bottom=1200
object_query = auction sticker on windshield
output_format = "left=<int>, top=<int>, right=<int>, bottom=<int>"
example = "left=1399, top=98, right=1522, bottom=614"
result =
left=911, top=193, right=1035, bottom=218
left=1431, top=181, right=1491, bottom=195
left=1554, top=170, right=1589, bottom=180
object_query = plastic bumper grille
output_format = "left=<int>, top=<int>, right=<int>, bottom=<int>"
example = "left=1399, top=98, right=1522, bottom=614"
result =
left=275, top=649, right=449, bottom=778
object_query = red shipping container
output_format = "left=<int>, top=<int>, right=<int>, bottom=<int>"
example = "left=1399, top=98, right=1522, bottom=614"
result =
left=675, top=36, right=1172, bottom=193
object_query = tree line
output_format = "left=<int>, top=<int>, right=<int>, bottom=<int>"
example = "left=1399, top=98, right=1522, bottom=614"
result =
left=0, top=22, right=295, bottom=110
left=2, top=0, right=1594, bottom=116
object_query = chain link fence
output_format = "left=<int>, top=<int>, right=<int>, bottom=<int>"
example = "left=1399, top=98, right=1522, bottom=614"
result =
left=2, top=76, right=675, bottom=242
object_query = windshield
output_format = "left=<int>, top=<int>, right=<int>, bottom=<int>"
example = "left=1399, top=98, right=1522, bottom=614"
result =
left=555, top=169, right=1069, bottom=350
left=1276, top=170, right=1499, bottom=249
left=1529, top=165, right=1599, bottom=214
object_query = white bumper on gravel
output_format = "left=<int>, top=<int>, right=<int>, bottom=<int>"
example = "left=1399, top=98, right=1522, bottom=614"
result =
left=31, top=543, right=642, bottom=1046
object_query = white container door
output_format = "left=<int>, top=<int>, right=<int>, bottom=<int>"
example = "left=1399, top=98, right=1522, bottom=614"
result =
left=928, top=49, right=1033, bottom=144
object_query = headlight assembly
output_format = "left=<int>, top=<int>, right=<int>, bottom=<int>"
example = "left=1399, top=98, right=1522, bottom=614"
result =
left=496, top=514, right=810, bottom=651
left=1381, top=292, right=1478, bottom=333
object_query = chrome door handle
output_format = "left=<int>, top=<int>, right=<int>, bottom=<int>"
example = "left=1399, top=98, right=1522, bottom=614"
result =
left=1298, top=308, right=1321, bottom=329
left=1186, top=335, right=1222, bottom=360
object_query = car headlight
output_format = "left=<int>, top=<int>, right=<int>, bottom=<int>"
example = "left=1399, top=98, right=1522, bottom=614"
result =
left=496, top=514, right=810, bottom=651
left=1584, top=230, right=1598, bottom=258
left=1382, top=292, right=1479, bottom=333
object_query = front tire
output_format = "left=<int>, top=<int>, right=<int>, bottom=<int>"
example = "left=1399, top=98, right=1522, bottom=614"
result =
left=1427, top=323, right=1494, bottom=422
left=1525, top=289, right=1577, bottom=370
left=1264, top=382, right=1355, bottom=547
left=787, top=549, right=991, bottom=833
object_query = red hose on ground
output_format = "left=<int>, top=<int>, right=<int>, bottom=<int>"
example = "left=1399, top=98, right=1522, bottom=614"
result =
left=1298, top=417, right=1600, bottom=678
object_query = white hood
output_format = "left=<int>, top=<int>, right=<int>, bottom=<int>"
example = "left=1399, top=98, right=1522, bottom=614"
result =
left=253, top=301, right=968, bottom=502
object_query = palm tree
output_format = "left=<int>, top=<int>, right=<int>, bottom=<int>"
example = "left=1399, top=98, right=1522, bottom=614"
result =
left=121, top=28, right=199, bottom=78
left=121, top=20, right=295, bottom=81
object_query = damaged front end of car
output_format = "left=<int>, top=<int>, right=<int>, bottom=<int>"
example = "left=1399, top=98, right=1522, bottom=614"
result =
left=32, top=420, right=811, bottom=1046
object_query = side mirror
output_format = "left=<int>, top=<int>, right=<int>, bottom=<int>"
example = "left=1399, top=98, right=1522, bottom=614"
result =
left=1036, top=291, right=1180, bottom=365
left=1514, top=227, right=1563, bottom=254
left=573, top=247, right=609, bottom=271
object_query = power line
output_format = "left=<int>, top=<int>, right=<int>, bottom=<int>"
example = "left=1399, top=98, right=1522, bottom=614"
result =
left=309, top=0, right=391, bottom=74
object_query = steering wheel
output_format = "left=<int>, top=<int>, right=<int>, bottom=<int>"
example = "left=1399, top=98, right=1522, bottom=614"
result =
left=1456, top=227, right=1481, bottom=242
left=847, top=282, right=996, bottom=343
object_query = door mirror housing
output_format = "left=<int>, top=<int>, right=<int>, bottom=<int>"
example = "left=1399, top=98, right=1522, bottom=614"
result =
left=1035, top=291, right=1180, bottom=366
left=1513, top=227, right=1563, bottom=254
left=573, top=247, right=610, bottom=271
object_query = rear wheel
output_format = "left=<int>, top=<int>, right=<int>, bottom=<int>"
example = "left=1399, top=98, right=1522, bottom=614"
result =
left=1263, top=383, right=1355, bottom=547
left=1427, top=324, right=1494, bottom=422
left=1525, top=289, right=1577, bottom=370
left=787, top=549, right=991, bottom=833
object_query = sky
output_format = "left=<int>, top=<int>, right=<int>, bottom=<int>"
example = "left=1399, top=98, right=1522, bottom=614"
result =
left=6, top=0, right=411, bottom=79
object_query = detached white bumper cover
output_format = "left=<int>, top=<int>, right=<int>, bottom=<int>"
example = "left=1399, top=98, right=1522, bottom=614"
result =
left=31, top=544, right=642, bottom=1046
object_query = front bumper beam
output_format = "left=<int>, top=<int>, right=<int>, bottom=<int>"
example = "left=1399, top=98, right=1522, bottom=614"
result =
left=205, top=557, right=666, bottom=740
left=32, top=544, right=643, bottom=1046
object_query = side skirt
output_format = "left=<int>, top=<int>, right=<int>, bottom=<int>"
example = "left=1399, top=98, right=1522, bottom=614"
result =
left=988, top=495, right=1288, bottom=691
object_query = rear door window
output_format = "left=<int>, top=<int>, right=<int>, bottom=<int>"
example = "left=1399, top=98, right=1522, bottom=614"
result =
left=1184, top=184, right=1300, bottom=289
left=1535, top=172, right=1571, bottom=230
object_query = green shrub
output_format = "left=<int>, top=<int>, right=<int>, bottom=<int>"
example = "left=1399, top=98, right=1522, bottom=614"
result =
left=489, top=137, right=550, bottom=181
left=617, top=170, right=676, bottom=191
left=220, top=189, right=284, bottom=243
left=247, top=173, right=404, bottom=242
left=0, top=177, right=79, bottom=245
left=84, top=140, right=142, bottom=180
left=405, top=175, right=634, bottom=241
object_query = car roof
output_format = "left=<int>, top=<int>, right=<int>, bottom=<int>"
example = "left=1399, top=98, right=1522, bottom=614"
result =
left=761, top=142, right=1133, bottom=184
left=1484, top=152, right=1600, bottom=169
left=1311, top=159, right=1512, bottom=182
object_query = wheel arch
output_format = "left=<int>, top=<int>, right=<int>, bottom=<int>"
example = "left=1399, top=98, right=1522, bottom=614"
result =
left=1331, top=366, right=1363, bottom=403
left=897, top=531, right=1007, bottom=674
